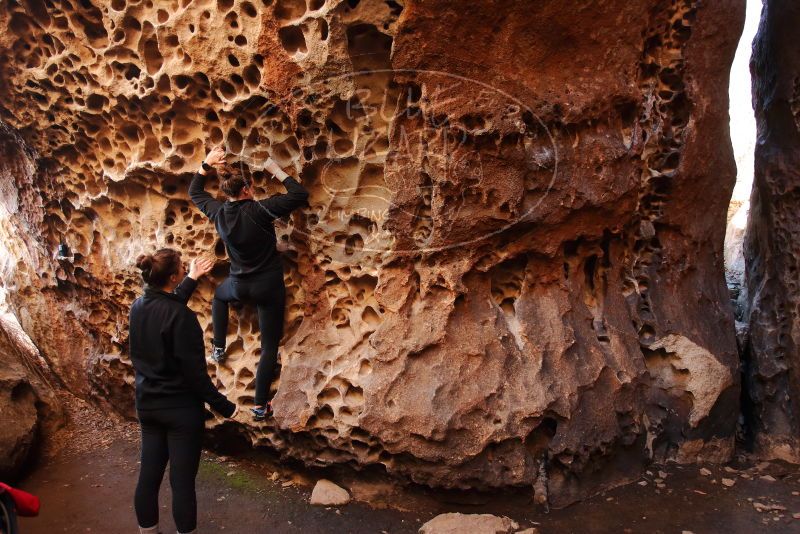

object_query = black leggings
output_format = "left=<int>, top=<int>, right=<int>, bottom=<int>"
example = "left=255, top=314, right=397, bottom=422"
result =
left=135, top=404, right=204, bottom=533
left=212, top=269, right=285, bottom=406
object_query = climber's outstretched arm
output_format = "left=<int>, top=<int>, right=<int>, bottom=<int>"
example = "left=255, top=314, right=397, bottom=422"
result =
left=189, top=146, right=225, bottom=220
left=257, top=157, right=309, bottom=220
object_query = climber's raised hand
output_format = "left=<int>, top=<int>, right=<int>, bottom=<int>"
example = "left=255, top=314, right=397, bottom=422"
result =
left=203, top=145, right=226, bottom=169
left=187, top=257, right=214, bottom=280
left=264, top=156, right=289, bottom=181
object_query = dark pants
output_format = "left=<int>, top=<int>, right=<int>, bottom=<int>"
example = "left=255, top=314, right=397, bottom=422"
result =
left=135, top=404, right=204, bottom=533
left=212, top=269, right=286, bottom=406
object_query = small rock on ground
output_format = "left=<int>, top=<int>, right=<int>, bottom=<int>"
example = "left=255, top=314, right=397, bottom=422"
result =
left=419, top=513, right=519, bottom=534
left=310, top=479, right=351, bottom=506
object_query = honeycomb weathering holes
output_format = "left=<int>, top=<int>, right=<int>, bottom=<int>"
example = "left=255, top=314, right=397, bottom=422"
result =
left=0, top=0, right=744, bottom=504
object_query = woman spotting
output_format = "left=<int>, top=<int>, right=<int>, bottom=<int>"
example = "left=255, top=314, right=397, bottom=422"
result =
left=129, top=249, right=237, bottom=534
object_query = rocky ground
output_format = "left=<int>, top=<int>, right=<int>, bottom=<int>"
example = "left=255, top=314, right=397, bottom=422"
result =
left=12, top=394, right=800, bottom=533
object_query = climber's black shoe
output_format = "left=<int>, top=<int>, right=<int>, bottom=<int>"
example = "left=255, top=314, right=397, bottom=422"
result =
left=210, top=345, right=226, bottom=363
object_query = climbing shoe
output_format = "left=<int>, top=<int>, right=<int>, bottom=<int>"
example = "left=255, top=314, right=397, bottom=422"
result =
left=251, top=403, right=272, bottom=422
left=210, top=345, right=226, bottom=363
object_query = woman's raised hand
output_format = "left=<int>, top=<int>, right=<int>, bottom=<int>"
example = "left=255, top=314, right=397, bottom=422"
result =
left=188, top=257, right=215, bottom=280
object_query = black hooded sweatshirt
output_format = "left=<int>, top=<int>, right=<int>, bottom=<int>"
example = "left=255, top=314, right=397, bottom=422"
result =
left=188, top=171, right=309, bottom=277
left=129, top=277, right=235, bottom=416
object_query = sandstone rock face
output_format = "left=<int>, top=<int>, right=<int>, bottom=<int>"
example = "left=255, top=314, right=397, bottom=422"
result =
left=743, top=0, right=800, bottom=463
left=0, top=0, right=744, bottom=506
left=0, top=349, right=38, bottom=480
left=0, top=119, right=63, bottom=480
left=0, top=310, right=61, bottom=480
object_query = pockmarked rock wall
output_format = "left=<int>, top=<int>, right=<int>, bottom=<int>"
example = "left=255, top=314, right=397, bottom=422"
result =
left=0, top=314, right=63, bottom=480
left=0, top=123, right=64, bottom=481
left=0, top=0, right=744, bottom=505
left=744, top=0, right=800, bottom=463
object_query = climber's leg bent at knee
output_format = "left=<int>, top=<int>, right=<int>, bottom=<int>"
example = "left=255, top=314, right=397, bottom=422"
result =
left=224, top=269, right=285, bottom=421
left=210, top=277, right=237, bottom=363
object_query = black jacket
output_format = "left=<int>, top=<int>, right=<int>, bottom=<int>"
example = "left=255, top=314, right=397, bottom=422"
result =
left=129, top=277, right=235, bottom=416
left=188, top=172, right=309, bottom=277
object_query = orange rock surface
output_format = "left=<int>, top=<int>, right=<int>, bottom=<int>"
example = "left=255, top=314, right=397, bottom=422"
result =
left=0, top=0, right=745, bottom=505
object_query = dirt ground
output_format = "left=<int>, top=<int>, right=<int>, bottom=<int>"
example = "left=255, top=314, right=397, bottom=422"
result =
left=16, top=395, right=800, bottom=533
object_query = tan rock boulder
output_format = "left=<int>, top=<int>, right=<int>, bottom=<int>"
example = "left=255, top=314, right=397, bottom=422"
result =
left=309, top=479, right=350, bottom=506
left=419, top=513, right=518, bottom=534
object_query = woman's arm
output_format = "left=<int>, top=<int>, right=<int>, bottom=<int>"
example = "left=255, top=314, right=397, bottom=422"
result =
left=189, top=146, right=226, bottom=220
left=257, top=158, right=309, bottom=219
left=172, top=309, right=236, bottom=417
left=172, top=258, right=214, bottom=304
left=171, top=277, right=197, bottom=304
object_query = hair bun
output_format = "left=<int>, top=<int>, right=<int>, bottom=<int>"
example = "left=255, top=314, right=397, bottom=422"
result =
left=135, top=254, right=153, bottom=272
left=135, top=249, right=181, bottom=287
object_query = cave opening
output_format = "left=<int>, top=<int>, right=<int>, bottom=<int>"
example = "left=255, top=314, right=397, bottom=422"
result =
left=724, top=0, right=761, bottom=452
left=724, top=0, right=759, bottom=310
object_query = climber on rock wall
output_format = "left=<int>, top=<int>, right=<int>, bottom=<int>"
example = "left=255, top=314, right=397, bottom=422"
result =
left=129, top=249, right=239, bottom=534
left=190, top=145, right=309, bottom=422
